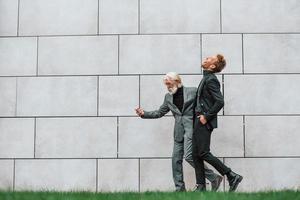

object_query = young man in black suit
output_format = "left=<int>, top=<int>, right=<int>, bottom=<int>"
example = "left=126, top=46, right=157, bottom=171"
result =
left=193, top=54, right=243, bottom=192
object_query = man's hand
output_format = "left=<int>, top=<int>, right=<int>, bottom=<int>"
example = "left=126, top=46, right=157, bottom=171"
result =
left=199, top=115, right=207, bottom=124
left=135, top=107, right=144, bottom=117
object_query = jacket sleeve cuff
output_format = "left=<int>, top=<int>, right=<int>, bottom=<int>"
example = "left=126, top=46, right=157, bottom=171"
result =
left=203, top=113, right=212, bottom=121
left=141, top=111, right=149, bottom=118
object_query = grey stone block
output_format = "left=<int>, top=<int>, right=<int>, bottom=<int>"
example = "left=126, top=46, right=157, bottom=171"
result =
left=222, top=0, right=300, bottom=33
left=118, top=117, right=173, bottom=157
left=98, top=159, right=139, bottom=192
left=17, top=77, right=98, bottom=116
left=36, top=117, right=117, bottom=158
left=19, top=0, right=98, bottom=36
left=99, top=0, right=138, bottom=34
left=15, top=159, right=96, bottom=191
left=0, top=160, right=14, bottom=190
left=202, top=34, right=242, bottom=73
left=0, top=78, right=16, bottom=116
left=180, top=75, right=203, bottom=88
left=140, top=159, right=173, bottom=191
left=119, top=35, right=200, bottom=74
left=99, top=76, right=139, bottom=116
left=244, top=34, right=300, bottom=73
left=0, top=37, right=37, bottom=76
left=0, top=0, right=18, bottom=36
left=225, top=158, right=300, bottom=191
left=211, top=116, right=244, bottom=157
left=140, top=0, right=220, bottom=33
left=38, top=36, right=118, bottom=75
left=140, top=75, right=171, bottom=113
left=224, top=75, right=300, bottom=114
left=182, top=161, right=196, bottom=190
left=0, top=118, right=34, bottom=158
left=245, top=116, right=300, bottom=157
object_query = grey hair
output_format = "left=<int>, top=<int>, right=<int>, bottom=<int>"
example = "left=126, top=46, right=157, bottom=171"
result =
left=163, top=72, right=182, bottom=87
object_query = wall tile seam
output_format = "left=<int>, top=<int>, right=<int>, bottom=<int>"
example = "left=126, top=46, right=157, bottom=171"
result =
left=117, top=35, right=120, bottom=75
left=96, top=76, right=99, bottom=116
left=222, top=158, right=225, bottom=191
left=243, top=115, right=246, bottom=157
left=2, top=32, right=300, bottom=38
left=13, top=159, right=16, bottom=191
left=36, top=37, right=39, bottom=76
left=138, top=0, right=141, bottom=34
left=138, top=158, right=141, bottom=192
left=138, top=75, right=141, bottom=107
left=219, top=0, right=222, bottom=33
left=97, top=0, right=99, bottom=35
left=33, top=118, right=36, bottom=158
left=14, top=78, right=18, bottom=116
left=117, top=117, right=119, bottom=158
left=16, top=0, right=20, bottom=37
left=200, top=34, right=203, bottom=72
left=241, top=34, right=245, bottom=74
left=2, top=114, right=300, bottom=119
left=3, top=73, right=300, bottom=79
left=222, top=74, right=225, bottom=115
left=95, top=159, right=98, bottom=192
left=4, top=156, right=300, bottom=160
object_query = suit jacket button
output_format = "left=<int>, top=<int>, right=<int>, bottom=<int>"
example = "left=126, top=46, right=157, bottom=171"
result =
left=201, top=103, right=204, bottom=106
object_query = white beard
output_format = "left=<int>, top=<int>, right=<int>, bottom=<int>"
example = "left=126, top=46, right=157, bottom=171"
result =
left=168, top=86, right=178, bottom=95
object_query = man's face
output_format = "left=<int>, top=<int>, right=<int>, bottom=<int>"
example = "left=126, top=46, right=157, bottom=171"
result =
left=164, top=79, right=178, bottom=94
left=201, top=55, right=218, bottom=71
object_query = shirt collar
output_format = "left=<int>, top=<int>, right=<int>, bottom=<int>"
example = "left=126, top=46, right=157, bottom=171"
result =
left=203, top=70, right=214, bottom=76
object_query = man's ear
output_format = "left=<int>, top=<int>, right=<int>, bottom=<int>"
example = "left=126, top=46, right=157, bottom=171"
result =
left=175, top=80, right=181, bottom=87
left=210, top=64, right=216, bottom=70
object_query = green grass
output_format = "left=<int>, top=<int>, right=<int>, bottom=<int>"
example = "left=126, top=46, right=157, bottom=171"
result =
left=0, top=190, right=299, bottom=200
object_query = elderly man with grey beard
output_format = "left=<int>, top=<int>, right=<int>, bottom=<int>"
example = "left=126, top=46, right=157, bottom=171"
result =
left=135, top=72, right=222, bottom=192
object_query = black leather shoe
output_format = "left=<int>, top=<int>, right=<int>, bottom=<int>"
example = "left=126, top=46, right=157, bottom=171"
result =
left=211, top=175, right=223, bottom=191
left=193, top=184, right=206, bottom=192
left=227, top=171, right=243, bottom=192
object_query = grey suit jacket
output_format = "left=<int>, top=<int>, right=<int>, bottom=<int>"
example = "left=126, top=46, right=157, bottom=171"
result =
left=142, top=86, right=197, bottom=142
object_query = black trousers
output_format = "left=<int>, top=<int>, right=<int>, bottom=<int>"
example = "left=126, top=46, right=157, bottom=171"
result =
left=192, top=120, right=231, bottom=184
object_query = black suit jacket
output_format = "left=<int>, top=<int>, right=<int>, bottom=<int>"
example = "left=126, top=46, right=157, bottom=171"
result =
left=194, top=70, right=224, bottom=129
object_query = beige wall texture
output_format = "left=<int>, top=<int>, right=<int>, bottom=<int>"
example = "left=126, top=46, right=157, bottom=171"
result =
left=0, top=0, right=300, bottom=192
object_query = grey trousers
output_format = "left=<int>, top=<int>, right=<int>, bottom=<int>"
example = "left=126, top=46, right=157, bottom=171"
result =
left=172, top=134, right=218, bottom=190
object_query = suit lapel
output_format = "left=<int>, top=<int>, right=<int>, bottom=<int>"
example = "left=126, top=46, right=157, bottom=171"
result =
left=197, top=76, right=207, bottom=97
left=182, top=86, right=188, bottom=111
